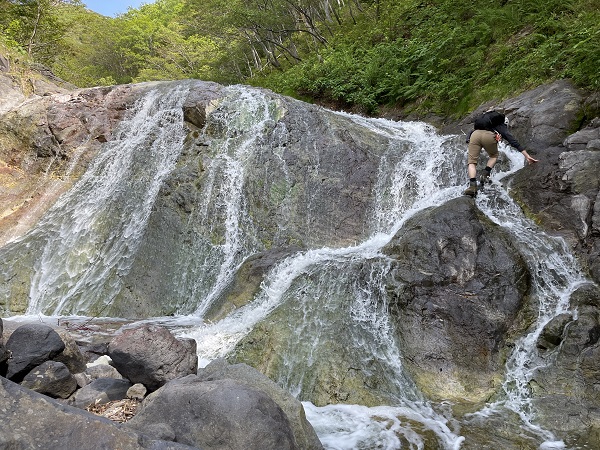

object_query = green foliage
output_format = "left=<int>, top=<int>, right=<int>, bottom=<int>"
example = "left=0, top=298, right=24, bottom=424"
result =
left=252, top=0, right=599, bottom=115
left=0, top=0, right=597, bottom=115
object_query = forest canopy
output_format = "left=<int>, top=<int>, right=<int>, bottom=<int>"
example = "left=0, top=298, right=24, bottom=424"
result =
left=1, top=0, right=598, bottom=116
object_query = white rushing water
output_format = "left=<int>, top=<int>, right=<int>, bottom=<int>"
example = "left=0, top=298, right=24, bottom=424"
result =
left=174, top=115, right=467, bottom=448
left=178, top=88, right=284, bottom=316
left=180, top=108, right=587, bottom=449
left=471, top=154, right=587, bottom=448
left=23, top=82, right=193, bottom=315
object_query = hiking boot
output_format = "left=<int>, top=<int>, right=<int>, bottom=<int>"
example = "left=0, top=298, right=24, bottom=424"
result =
left=463, top=184, right=478, bottom=197
left=478, top=173, right=491, bottom=187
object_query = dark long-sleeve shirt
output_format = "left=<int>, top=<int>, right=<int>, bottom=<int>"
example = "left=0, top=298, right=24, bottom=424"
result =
left=491, top=123, right=524, bottom=151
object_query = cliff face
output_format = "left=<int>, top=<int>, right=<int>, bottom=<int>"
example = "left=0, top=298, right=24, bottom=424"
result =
left=0, top=68, right=138, bottom=246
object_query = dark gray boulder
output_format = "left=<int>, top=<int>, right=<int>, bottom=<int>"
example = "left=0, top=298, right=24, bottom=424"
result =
left=564, top=125, right=600, bottom=151
left=445, top=80, right=585, bottom=152
left=382, top=196, right=530, bottom=403
left=126, top=376, right=298, bottom=450
left=499, top=79, right=584, bottom=150
left=21, top=360, right=78, bottom=399
left=4, top=323, right=65, bottom=381
left=54, top=328, right=87, bottom=374
left=198, top=359, right=323, bottom=450
left=0, top=375, right=198, bottom=450
left=68, top=377, right=133, bottom=409
left=108, top=324, right=198, bottom=391
left=0, top=318, right=8, bottom=366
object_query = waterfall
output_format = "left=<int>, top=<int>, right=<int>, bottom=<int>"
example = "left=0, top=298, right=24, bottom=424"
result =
left=11, top=82, right=192, bottom=315
left=1, top=83, right=592, bottom=448
left=180, top=111, right=587, bottom=448
left=471, top=158, right=587, bottom=446
left=173, top=87, right=284, bottom=316
left=181, top=116, right=470, bottom=449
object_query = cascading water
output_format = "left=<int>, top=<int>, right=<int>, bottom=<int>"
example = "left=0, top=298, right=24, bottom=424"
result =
left=468, top=169, right=588, bottom=448
left=0, top=84, right=179, bottom=314
left=173, top=88, right=284, bottom=316
left=0, top=83, right=592, bottom=448
left=180, top=112, right=588, bottom=448
left=19, top=82, right=193, bottom=315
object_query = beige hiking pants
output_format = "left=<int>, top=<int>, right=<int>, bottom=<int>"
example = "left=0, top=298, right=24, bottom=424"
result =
left=467, top=130, right=498, bottom=165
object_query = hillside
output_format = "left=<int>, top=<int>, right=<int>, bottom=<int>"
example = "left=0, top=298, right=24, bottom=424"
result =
left=0, top=0, right=598, bottom=118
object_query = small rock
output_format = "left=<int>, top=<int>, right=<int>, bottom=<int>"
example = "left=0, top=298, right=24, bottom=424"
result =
left=127, top=383, right=147, bottom=400
left=21, top=360, right=77, bottom=399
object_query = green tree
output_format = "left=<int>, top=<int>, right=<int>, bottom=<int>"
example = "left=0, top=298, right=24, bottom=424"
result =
left=2, top=0, right=82, bottom=64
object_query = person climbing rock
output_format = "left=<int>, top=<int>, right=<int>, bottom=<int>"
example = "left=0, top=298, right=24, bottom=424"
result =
left=463, top=109, right=538, bottom=197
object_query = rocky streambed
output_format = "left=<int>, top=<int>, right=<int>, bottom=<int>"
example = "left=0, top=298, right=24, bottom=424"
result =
left=0, top=317, right=322, bottom=450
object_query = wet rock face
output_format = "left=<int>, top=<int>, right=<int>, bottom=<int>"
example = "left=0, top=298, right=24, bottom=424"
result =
left=530, top=284, right=600, bottom=448
left=510, top=134, right=600, bottom=285
left=111, top=87, right=394, bottom=317
left=382, top=197, right=530, bottom=403
left=203, top=246, right=304, bottom=322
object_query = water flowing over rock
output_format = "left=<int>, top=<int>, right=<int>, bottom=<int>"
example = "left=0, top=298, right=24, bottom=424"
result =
left=529, top=283, right=600, bottom=449
left=1, top=71, right=600, bottom=449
